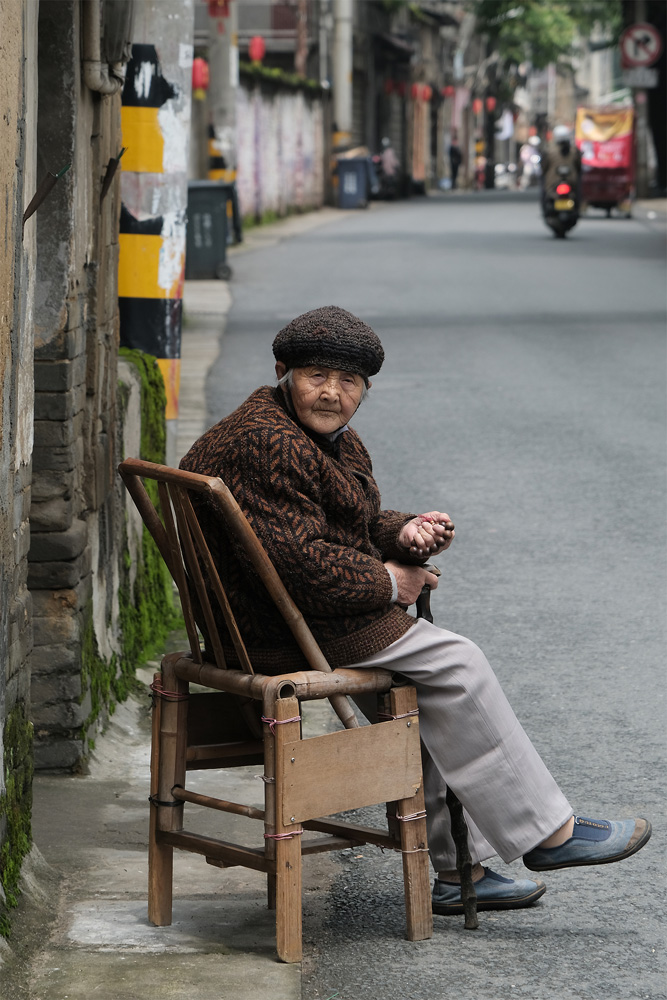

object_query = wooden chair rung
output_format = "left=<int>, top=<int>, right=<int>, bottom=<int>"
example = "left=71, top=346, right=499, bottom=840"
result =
left=160, top=830, right=276, bottom=874
left=301, top=836, right=365, bottom=856
left=186, top=740, right=264, bottom=763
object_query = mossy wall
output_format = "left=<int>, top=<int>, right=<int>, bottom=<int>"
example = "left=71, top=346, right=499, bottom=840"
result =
left=115, top=347, right=182, bottom=684
left=0, top=704, right=34, bottom=936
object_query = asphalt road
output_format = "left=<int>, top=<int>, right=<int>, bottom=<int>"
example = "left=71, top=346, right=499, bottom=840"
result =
left=207, top=192, right=666, bottom=1000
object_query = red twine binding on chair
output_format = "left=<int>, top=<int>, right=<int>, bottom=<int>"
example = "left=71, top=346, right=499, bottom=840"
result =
left=149, top=678, right=189, bottom=701
left=260, top=714, right=301, bottom=735
left=264, top=829, right=304, bottom=840
left=377, top=708, right=419, bottom=721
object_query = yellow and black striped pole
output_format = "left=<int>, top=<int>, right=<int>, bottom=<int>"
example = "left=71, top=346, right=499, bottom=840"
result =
left=119, top=24, right=193, bottom=462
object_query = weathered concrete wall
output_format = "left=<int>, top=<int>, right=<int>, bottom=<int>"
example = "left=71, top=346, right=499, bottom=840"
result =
left=235, top=80, right=325, bottom=221
left=0, top=0, right=38, bottom=935
left=28, top=0, right=127, bottom=771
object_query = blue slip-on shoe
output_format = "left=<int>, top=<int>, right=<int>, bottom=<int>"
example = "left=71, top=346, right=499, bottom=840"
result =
left=523, top=816, right=651, bottom=872
left=431, top=868, right=546, bottom=916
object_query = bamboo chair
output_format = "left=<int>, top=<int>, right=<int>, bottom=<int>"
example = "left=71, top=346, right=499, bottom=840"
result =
left=119, top=457, right=476, bottom=963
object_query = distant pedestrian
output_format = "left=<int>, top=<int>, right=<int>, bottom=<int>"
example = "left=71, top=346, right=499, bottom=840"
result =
left=449, top=135, right=462, bottom=189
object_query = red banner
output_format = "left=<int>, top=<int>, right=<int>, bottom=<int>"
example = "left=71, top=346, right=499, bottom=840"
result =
left=575, top=107, right=634, bottom=170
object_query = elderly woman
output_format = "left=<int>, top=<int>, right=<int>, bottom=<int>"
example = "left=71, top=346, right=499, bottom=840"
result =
left=180, top=306, right=650, bottom=916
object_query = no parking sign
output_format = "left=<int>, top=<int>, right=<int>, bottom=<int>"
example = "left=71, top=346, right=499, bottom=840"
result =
left=620, top=22, right=662, bottom=68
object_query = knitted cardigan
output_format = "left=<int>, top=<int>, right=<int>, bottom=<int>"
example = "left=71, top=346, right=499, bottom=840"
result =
left=179, top=385, right=421, bottom=673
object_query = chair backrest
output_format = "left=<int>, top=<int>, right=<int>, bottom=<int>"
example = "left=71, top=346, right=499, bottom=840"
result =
left=118, top=458, right=359, bottom=728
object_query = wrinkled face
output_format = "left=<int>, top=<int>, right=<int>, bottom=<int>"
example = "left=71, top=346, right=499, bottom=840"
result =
left=275, top=362, right=368, bottom=434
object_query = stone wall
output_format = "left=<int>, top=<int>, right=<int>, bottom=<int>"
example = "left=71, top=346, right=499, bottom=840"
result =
left=27, top=1, right=125, bottom=771
left=0, top=0, right=38, bottom=933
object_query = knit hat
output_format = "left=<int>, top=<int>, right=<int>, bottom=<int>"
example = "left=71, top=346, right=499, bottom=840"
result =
left=272, top=306, right=384, bottom=381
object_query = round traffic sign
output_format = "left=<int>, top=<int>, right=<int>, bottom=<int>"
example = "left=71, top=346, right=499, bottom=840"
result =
left=620, top=22, right=663, bottom=68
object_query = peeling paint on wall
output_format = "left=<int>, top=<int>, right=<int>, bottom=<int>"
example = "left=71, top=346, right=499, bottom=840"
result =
left=235, top=85, right=324, bottom=221
left=119, top=21, right=193, bottom=447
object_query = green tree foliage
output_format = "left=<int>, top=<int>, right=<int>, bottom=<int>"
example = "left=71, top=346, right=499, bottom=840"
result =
left=473, top=1, right=622, bottom=69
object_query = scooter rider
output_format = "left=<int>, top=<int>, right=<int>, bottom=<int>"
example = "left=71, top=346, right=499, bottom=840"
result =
left=541, top=125, right=582, bottom=208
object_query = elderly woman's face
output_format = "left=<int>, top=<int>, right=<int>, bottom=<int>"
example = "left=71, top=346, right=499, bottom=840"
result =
left=275, top=362, right=367, bottom=434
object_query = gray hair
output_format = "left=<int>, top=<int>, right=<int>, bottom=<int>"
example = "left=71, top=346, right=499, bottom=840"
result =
left=277, top=368, right=369, bottom=403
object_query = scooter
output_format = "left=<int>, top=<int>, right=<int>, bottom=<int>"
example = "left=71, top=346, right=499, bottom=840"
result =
left=542, top=164, right=579, bottom=238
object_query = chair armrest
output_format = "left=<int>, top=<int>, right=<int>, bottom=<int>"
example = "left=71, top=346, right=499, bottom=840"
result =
left=170, top=651, right=395, bottom=702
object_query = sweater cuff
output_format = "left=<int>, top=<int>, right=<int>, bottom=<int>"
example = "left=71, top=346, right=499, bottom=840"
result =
left=385, top=567, right=398, bottom=603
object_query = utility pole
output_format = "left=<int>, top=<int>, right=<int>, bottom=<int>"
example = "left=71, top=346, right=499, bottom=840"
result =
left=633, top=0, right=650, bottom=198
left=119, top=0, right=194, bottom=466
left=208, top=0, right=238, bottom=181
left=295, top=0, right=308, bottom=78
left=332, top=0, right=353, bottom=147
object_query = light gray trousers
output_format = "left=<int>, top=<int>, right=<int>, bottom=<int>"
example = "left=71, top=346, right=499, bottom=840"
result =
left=348, top=618, right=573, bottom=872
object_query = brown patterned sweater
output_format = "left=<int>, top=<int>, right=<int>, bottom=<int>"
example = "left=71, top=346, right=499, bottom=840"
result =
left=180, top=386, right=422, bottom=672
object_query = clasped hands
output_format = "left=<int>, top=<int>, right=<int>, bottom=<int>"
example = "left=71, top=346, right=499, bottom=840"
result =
left=385, top=511, right=454, bottom=607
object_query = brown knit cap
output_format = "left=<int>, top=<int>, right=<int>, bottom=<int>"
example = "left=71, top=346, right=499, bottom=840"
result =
left=272, top=306, right=384, bottom=380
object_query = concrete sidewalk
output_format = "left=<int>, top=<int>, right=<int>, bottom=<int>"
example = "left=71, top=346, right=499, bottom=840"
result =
left=2, top=208, right=350, bottom=1000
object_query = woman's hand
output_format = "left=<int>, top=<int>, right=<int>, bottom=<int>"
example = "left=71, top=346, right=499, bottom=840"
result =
left=398, top=512, right=455, bottom=558
left=385, top=560, right=440, bottom=607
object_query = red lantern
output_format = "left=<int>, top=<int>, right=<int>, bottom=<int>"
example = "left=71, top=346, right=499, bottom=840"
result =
left=423, top=85, right=432, bottom=101
left=208, top=0, right=230, bottom=34
left=472, top=98, right=483, bottom=115
left=442, top=85, right=455, bottom=98
left=248, top=35, right=266, bottom=63
left=192, top=57, right=209, bottom=93
left=485, top=96, right=497, bottom=112
left=208, top=0, right=229, bottom=14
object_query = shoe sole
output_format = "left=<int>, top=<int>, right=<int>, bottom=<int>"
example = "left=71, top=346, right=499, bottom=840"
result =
left=524, top=820, right=652, bottom=872
left=432, top=882, right=546, bottom=916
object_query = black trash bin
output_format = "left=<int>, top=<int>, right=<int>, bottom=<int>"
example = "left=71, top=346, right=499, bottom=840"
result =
left=185, top=180, right=232, bottom=280
left=336, top=157, right=377, bottom=209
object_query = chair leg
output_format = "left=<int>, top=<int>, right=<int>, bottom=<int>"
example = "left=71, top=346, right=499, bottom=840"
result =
left=271, top=695, right=304, bottom=963
left=148, top=808, right=174, bottom=925
left=262, top=694, right=278, bottom=912
left=267, top=873, right=277, bottom=911
left=390, top=686, right=433, bottom=942
left=148, top=670, right=173, bottom=925
left=148, top=655, right=188, bottom=927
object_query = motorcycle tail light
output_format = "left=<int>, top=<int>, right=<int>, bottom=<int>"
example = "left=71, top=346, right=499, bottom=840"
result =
left=556, top=183, right=571, bottom=195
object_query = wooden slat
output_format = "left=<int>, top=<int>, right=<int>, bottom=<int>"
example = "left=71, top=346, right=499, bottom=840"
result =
left=302, top=816, right=398, bottom=850
left=281, top=719, right=422, bottom=825
left=186, top=740, right=263, bottom=763
left=301, top=836, right=365, bottom=856
left=180, top=496, right=255, bottom=674
left=159, top=830, right=275, bottom=874
left=170, top=485, right=227, bottom=670
left=186, top=753, right=264, bottom=771
left=156, top=481, right=202, bottom=663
